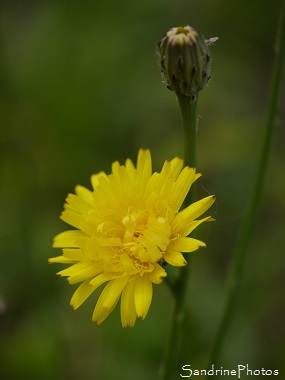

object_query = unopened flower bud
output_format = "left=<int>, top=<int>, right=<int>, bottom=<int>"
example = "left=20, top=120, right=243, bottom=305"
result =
left=158, top=26, right=215, bottom=99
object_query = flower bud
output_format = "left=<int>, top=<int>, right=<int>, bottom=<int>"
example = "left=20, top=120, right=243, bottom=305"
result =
left=158, top=26, right=215, bottom=99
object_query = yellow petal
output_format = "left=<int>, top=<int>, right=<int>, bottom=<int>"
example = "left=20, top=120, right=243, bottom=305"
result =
left=111, top=162, right=131, bottom=191
left=62, top=248, right=87, bottom=262
left=135, top=239, right=162, bottom=263
left=172, top=195, right=215, bottom=234
left=136, top=149, right=151, bottom=174
left=169, top=157, right=184, bottom=180
left=65, top=193, right=92, bottom=214
left=70, top=280, right=97, bottom=310
left=179, top=216, right=214, bottom=237
left=169, top=237, right=206, bottom=252
left=135, top=149, right=152, bottom=190
left=125, top=158, right=138, bottom=187
left=149, top=263, right=167, bottom=284
left=93, top=174, right=114, bottom=200
left=120, top=280, right=137, bottom=327
left=53, top=230, right=87, bottom=248
left=91, top=171, right=108, bottom=190
left=144, top=181, right=159, bottom=209
left=48, top=255, right=75, bottom=264
left=99, top=277, right=129, bottom=309
left=93, top=277, right=129, bottom=324
left=120, top=253, right=139, bottom=275
left=164, top=249, right=187, bottom=266
left=158, top=175, right=175, bottom=203
left=57, top=261, right=101, bottom=284
left=145, top=161, right=171, bottom=203
left=88, top=272, right=109, bottom=285
left=169, top=167, right=198, bottom=211
left=60, top=209, right=82, bottom=230
left=75, top=185, right=93, bottom=203
left=94, top=297, right=119, bottom=325
left=143, top=217, right=171, bottom=252
left=134, top=274, right=153, bottom=319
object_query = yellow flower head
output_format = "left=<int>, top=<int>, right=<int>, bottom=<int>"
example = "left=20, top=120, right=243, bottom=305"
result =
left=49, top=149, right=215, bottom=327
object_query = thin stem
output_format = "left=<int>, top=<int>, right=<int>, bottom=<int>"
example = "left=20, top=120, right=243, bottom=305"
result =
left=162, top=94, right=199, bottom=380
left=207, top=1, right=285, bottom=371
left=175, top=94, right=198, bottom=306
left=179, top=94, right=198, bottom=175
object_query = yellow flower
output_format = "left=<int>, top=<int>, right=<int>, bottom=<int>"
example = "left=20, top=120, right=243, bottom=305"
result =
left=49, top=149, right=215, bottom=327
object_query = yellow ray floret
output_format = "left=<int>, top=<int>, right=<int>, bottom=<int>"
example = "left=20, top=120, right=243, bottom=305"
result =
left=49, top=149, right=215, bottom=327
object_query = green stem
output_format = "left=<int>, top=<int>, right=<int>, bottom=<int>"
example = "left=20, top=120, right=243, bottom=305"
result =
left=162, top=94, right=199, bottom=380
left=207, top=2, right=285, bottom=371
left=179, top=94, right=198, bottom=178
left=175, top=94, right=199, bottom=304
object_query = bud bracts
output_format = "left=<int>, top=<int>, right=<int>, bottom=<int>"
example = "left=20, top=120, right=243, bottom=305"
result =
left=158, top=26, right=212, bottom=99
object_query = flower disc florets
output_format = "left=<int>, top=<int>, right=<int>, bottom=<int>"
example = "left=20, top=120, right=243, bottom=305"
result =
left=158, top=25, right=212, bottom=99
left=49, top=149, right=215, bottom=327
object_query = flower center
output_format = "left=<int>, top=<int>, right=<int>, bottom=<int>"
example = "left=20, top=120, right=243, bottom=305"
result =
left=122, top=208, right=148, bottom=243
left=95, top=205, right=168, bottom=277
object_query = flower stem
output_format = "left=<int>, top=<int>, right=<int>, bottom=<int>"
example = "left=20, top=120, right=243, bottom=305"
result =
left=207, top=2, right=285, bottom=371
left=175, top=93, right=199, bottom=299
left=179, top=94, right=198, bottom=180
left=162, top=94, right=199, bottom=380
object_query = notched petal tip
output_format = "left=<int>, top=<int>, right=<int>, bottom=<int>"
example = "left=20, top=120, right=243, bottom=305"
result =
left=92, top=318, right=100, bottom=325
left=122, top=323, right=135, bottom=328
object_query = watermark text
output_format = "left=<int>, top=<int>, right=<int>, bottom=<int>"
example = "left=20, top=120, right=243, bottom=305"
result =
left=180, top=364, right=279, bottom=378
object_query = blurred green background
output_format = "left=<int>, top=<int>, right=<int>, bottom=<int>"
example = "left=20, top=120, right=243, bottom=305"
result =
left=1, top=0, right=284, bottom=379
